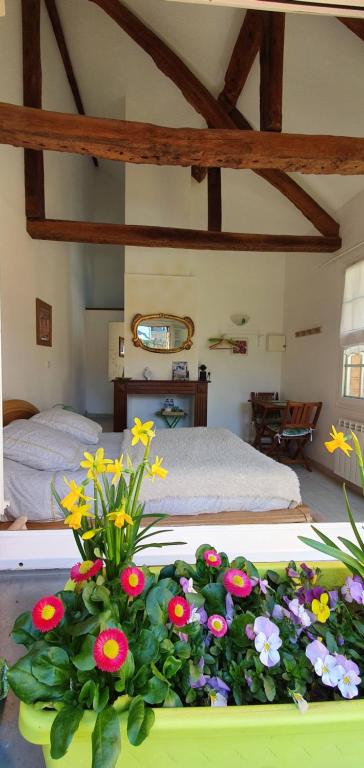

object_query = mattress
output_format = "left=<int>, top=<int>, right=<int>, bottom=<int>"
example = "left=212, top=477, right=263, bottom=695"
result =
left=3, top=427, right=301, bottom=521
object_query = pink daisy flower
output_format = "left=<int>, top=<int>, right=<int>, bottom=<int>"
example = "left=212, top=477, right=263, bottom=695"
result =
left=32, top=595, right=64, bottom=633
left=204, top=549, right=222, bottom=568
left=70, top=559, right=103, bottom=583
left=120, top=566, right=145, bottom=597
left=208, top=614, right=228, bottom=638
left=223, top=569, right=252, bottom=598
left=168, top=596, right=191, bottom=627
left=93, top=628, right=129, bottom=672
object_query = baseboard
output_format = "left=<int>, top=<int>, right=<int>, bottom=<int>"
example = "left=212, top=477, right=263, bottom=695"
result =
left=310, top=458, right=363, bottom=498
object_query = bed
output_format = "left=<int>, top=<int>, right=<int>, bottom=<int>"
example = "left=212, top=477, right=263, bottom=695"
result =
left=1, top=400, right=310, bottom=527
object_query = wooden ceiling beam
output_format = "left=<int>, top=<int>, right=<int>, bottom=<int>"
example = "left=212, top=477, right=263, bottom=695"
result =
left=21, top=0, right=45, bottom=219
left=1, top=103, right=363, bottom=176
left=44, top=0, right=98, bottom=167
left=337, top=18, right=364, bottom=42
left=208, top=168, right=222, bottom=231
left=26, top=218, right=341, bottom=253
left=260, top=12, right=285, bottom=132
left=89, top=0, right=336, bottom=237
left=220, top=10, right=263, bottom=110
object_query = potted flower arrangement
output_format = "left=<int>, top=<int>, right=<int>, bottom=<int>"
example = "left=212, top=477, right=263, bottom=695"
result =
left=4, top=421, right=364, bottom=768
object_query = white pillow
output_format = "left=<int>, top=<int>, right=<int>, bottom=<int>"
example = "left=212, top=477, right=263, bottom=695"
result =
left=31, top=407, right=102, bottom=445
left=3, top=420, right=84, bottom=471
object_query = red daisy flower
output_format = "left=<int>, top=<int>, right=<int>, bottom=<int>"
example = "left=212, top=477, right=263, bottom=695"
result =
left=120, top=566, right=145, bottom=597
left=207, top=614, right=228, bottom=638
left=70, top=559, right=104, bottom=583
left=168, top=596, right=191, bottom=627
left=203, top=549, right=222, bottom=568
left=93, top=628, right=129, bottom=672
left=32, top=595, right=64, bottom=632
left=223, top=569, right=252, bottom=598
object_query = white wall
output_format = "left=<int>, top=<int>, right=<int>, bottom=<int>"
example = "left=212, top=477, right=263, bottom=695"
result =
left=0, top=2, right=97, bottom=412
left=282, top=189, right=364, bottom=469
left=85, top=310, right=124, bottom=413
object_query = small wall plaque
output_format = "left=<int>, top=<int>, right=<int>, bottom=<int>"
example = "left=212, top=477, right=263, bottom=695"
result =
left=295, top=326, right=322, bottom=338
left=36, top=298, right=52, bottom=347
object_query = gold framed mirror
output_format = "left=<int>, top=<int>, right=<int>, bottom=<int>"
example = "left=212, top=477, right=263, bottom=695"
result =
left=131, top=313, right=194, bottom=353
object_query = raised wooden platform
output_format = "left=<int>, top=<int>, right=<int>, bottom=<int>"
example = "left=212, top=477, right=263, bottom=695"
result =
left=0, top=504, right=312, bottom=530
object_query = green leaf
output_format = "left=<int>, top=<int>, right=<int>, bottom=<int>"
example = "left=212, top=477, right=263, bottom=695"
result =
left=263, top=676, right=276, bottom=702
left=127, top=695, right=155, bottom=746
left=146, top=584, right=175, bottom=625
left=50, top=705, right=84, bottom=759
left=112, top=694, right=131, bottom=713
left=92, top=706, right=121, bottom=768
left=32, top=648, right=70, bottom=686
left=163, top=689, right=183, bottom=707
left=0, top=657, right=9, bottom=700
left=201, top=583, right=226, bottom=615
left=132, top=630, right=159, bottom=668
left=73, top=635, right=96, bottom=671
left=173, top=641, right=191, bottom=659
left=79, top=679, right=96, bottom=708
left=8, top=652, right=64, bottom=704
left=162, top=656, right=182, bottom=679
left=143, top=676, right=169, bottom=704
left=343, top=485, right=364, bottom=553
left=68, top=615, right=101, bottom=637
left=229, top=614, right=252, bottom=648
left=11, top=612, right=41, bottom=649
left=115, top=651, right=135, bottom=693
left=93, top=685, right=109, bottom=713
left=338, top=536, right=364, bottom=564
left=298, top=536, right=364, bottom=578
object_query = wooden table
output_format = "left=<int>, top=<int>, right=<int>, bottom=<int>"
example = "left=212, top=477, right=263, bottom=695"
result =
left=251, top=399, right=287, bottom=450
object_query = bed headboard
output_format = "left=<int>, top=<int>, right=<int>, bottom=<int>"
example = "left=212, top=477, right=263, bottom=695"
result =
left=3, top=399, right=39, bottom=426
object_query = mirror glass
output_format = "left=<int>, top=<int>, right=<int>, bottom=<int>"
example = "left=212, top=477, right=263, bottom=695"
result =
left=132, top=314, right=194, bottom=353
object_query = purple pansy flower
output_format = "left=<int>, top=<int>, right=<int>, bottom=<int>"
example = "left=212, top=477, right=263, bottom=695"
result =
left=254, top=616, right=282, bottom=668
left=245, top=623, right=256, bottom=640
left=225, top=593, right=234, bottom=626
left=190, top=657, right=206, bottom=689
left=288, top=598, right=311, bottom=628
left=335, top=655, right=361, bottom=699
left=328, top=590, right=339, bottom=608
left=251, top=577, right=269, bottom=595
left=272, top=603, right=290, bottom=621
left=206, top=676, right=230, bottom=707
left=341, top=576, right=364, bottom=605
left=180, top=577, right=197, bottom=594
left=304, top=586, right=325, bottom=605
left=287, top=565, right=300, bottom=579
left=300, top=563, right=315, bottom=580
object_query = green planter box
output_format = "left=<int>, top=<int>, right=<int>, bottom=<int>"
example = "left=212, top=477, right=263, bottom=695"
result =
left=18, top=562, right=364, bottom=768
left=19, top=697, right=364, bottom=768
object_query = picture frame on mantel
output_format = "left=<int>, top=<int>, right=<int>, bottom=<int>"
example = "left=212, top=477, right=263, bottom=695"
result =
left=36, top=298, right=52, bottom=347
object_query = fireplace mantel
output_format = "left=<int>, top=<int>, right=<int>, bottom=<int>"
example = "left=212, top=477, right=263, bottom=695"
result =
left=113, top=379, right=209, bottom=432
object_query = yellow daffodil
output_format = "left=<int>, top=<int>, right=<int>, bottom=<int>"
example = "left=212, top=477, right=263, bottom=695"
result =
left=108, top=508, right=133, bottom=529
left=325, top=426, right=353, bottom=458
left=131, top=417, right=155, bottom=447
left=147, top=456, right=168, bottom=481
left=82, top=527, right=102, bottom=540
left=312, top=593, right=330, bottom=624
left=80, top=448, right=112, bottom=480
left=106, top=455, right=124, bottom=485
left=64, top=504, right=94, bottom=530
left=61, top=479, right=91, bottom=512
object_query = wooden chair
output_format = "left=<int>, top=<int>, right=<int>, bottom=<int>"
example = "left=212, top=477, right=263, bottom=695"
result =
left=250, top=392, right=280, bottom=449
left=265, top=401, right=322, bottom=471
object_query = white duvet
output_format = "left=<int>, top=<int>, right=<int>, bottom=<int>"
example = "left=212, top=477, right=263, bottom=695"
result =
left=4, top=427, right=301, bottom=521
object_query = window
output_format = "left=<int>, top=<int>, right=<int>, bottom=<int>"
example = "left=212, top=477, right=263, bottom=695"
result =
left=342, top=345, right=364, bottom=399
left=340, top=260, right=364, bottom=400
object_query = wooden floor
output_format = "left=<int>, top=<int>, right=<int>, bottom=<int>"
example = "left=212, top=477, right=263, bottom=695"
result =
left=0, top=504, right=312, bottom=530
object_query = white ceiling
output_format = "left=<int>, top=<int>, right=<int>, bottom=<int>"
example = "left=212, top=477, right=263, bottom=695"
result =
left=49, top=0, right=364, bottom=218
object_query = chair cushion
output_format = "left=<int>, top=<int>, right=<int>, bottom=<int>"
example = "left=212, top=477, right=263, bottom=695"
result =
left=270, top=426, right=311, bottom=438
